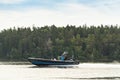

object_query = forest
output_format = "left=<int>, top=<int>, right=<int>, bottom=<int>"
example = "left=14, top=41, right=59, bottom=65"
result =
left=0, top=25, right=120, bottom=62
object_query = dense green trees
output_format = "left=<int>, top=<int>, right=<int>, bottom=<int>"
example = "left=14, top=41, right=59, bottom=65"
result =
left=0, top=25, right=120, bottom=62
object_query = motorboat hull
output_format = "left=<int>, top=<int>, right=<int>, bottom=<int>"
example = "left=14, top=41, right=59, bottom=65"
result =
left=28, top=57, right=79, bottom=66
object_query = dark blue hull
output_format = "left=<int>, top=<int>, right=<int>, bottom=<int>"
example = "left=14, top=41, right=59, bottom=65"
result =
left=28, top=57, right=79, bottom=66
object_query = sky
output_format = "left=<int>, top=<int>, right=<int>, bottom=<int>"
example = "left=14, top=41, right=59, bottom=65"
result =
left=0, top=0, right=120, bottom=30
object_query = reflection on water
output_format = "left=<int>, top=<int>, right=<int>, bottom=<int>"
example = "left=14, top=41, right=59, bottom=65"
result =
left=54, top=77, right=120, bottom=80
left=55, top=77, right=120, bottom=80
left=29, top=65, right=79, bottom=68
left=0, top=62, right=120, bottom=80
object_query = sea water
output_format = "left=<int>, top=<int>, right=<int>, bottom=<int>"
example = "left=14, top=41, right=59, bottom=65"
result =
left=0, top=62, right=120, bottom=80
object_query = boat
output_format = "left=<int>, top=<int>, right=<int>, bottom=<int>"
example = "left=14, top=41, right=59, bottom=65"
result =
left=28, top=51, right=79, bottom=66
left=28, top=57, right=79, bottom=66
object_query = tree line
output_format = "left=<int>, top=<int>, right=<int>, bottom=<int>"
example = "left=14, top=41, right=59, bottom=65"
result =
left=0, top=25, right=120, bottom=62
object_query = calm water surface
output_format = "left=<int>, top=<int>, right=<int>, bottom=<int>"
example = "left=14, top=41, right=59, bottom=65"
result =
left=0, top=62, right=120, bottom=80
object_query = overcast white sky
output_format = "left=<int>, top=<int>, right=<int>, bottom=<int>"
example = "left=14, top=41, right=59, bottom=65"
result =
left=0, top=0, right=120, bottom=30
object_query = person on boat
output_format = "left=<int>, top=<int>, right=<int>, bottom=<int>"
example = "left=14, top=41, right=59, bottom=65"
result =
left=60, top=51, right=68, bottom=61
left=53, top=58, right=56, bottom=60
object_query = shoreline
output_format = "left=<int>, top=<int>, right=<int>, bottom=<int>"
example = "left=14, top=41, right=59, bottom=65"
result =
left=0, top=61, right=119, bottom=65
left=0, top=61, right=31, bottom=65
